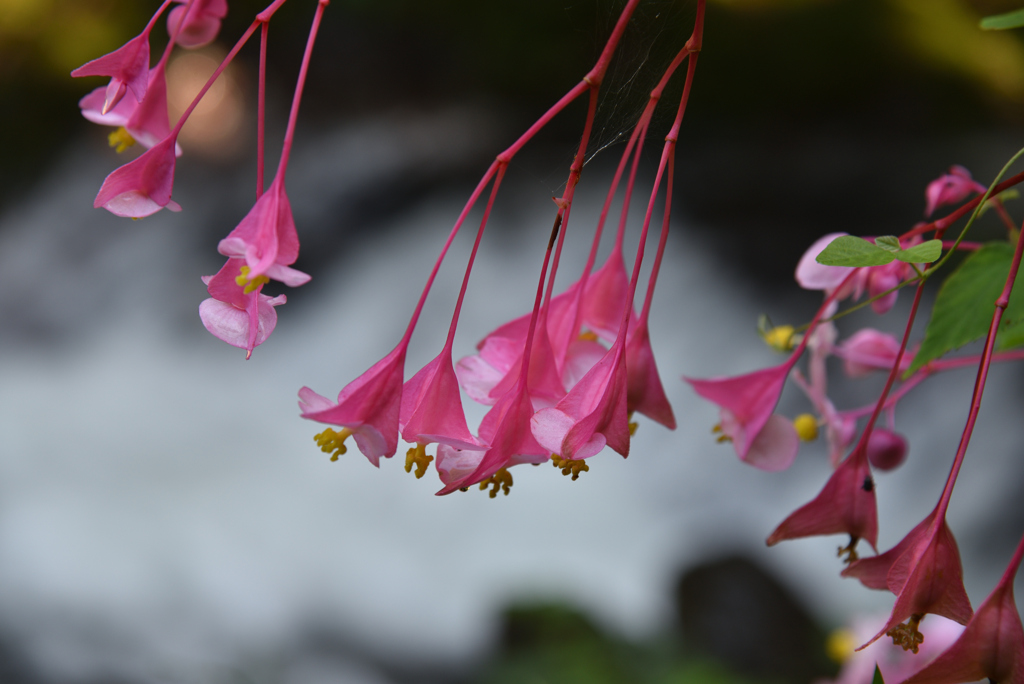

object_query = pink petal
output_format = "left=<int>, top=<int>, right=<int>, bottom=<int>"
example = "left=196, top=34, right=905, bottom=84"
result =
left=400, top=351, right=484, bottom=450
left=168, top=1, right=226, bottom=48
left=198, top=293, right=279, bottom=350
left=625, top=322, right=675, bottom=430
left=72, top=32, right=151, bottom=112
left=741, top=413, right=798, bottom=471
left=795, top=233, right=856, bottom=291
left=94, top=136, right=178, bottom=218
left=218, top=177, right=301, bottom=278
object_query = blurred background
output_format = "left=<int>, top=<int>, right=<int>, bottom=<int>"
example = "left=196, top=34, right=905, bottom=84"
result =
left=2, top=0, right=1024, bottom=682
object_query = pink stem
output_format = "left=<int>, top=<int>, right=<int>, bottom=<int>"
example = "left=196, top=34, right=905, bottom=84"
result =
left=257, top=0, right=291, bottom=22
left=157, top=0, right=197, bottom=68
left=996, top=530, right=1024, bottom=590
left=170, top=20, right=259, bottom=139
left=517, top=213, right=564, bottom=392
left=142, top=0, right=177, bottom=37
left=257, top=20, right=268, bottom=199
left=903, top=170, right=1024, bottom=239
left=585, top=0, right=644, bottom=86
left=275, top=0, right=328, bottom=182
left=398, top=162, right=500, bottom=347
left=935, top=215, right=1024, bottom=518
left=443, top=165, right=508, bottom=352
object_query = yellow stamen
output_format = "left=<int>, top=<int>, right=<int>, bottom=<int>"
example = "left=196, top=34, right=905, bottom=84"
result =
left=235, top=265, right=271, bottom=294
left=793, top=413, right=819, bottom=441
left=837, top=536, right=860, bottom=564
left=627, top=411, right=638, bottom=437
left=578, top=330, right=599, bottom=342
left=404, top=442, right=433, bottom=479
left=712, top=423, right=732, bottom=444
left=551, top=453, right=590, bottom=480
left=887, top=614, right=925, bottom=654
left=108, top=126, right=136, bottom=154
left=314, top=427, right=352, bottom=461
left=762, top=324, right=797, bottom=352
left=826, top=628, right=857, bottom=664
left=478, top=468, right=513, bottom=498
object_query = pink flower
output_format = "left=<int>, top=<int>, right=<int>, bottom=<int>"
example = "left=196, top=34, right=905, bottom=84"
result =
left=80, top=65, right=183, bottom=155
left=199, top=258, right=285, bottom=358
left=531, top=342, right=631, bottom=460
left=850, top=508, right=973, bottom=652
left=168, top=0, right=228, bottom=49
left=924, top=165, right=986, bottom=218
left=625, top=321, right=675, bottom=429
left=436, top=383, right=548, bottom=495
left=796, top=233, right=857, bottom=293
left=72, top=31, right=151, bottom=115
left=836, top=329, right=916, bottom=378
left=299, top=344, right=407, bottom=466
left=400, top=350, right=484, bottom=450
left=686, top=362, right=799, bottom=471
left=824, top=614, right=964, bottom=684
left=93, top=136, right=181, bottom=217
left=766, top=445, right=878, bottom=553
left=217, top=176, right=310, bottom=286
left=895, top=540, right=1024, bottom=684
left=795, top=235, right=915, bottom=314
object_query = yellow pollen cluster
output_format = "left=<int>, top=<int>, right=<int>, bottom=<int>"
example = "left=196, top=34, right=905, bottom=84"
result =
left=826, top=628, right=857, bottom=664
left=404, top=443, right=434, bottom=479
left=762, top=325, right=796, bottom=352
left=478, top=468, right=513, bottom=498
left=578, top=330, right=599, bottom=342
left=628, top=420, right=639, bottom=436
left=551, top=454, right=589, bottom=480
left=887, top=614, right=925, bottom=653
left=314, top=427, right=352, bottom=461
left=235, top=265, right=271, bottom=294
left=793, top=413, right=819, bottom=441
left=712, top=423, right=732, bottom=444
left=108, top=126, right=137, bottom=153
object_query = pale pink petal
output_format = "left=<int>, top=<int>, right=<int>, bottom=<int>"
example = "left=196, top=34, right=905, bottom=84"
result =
left=741, top=413, right=798, bottom=471
left=795, top=232, right=855, bottom=291
left=94, top=136, right=178, bottom=218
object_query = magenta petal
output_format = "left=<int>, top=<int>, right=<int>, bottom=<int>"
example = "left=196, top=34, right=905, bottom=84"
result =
left=766, top=446, right=878, bottom=550
left=581, top=246, right=631, bottom=342
left=299, top=344, right=407, bottom=465
left=625, top=322, right=675, bottom=430
left=94, top=136, right=178, bottom=218
left=844, top=512, right=936, bottom=591
left=218, top=177, right=300, bottom=278
left=686, top=362, right=790, bottom=459
left=168, top=0, right=227, bottom=48
left=400, top=351, right=484, bottom=450
left=80, top=85, right=134, bottom=126
left=72, top=32, right=151, bottom=112
left=125, top=65, right=173, bottom=150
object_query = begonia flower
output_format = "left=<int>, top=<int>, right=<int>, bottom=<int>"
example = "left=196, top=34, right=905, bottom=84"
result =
left=299, top=344, right=407, bottom=466
left=72, top=31, right=151, bottom=115
left=400, top=350, right=484, bottom=451
left=686, top=362, right=799, bottom=471
left=837, top=329, right=916, bottom=378
left=94, top=135, right=181, bottom=217
left=168, top=0, right=228, bottom=48
left=824, top=615, right=964, bottom=684
left=80, top=65, right=184, bottom=156
left=796, top=234, right=915, bottom=314
left=766, top=445, right=878, bottom=555
left=218, top=176, right=310, bottom=286
left=532, top=341, right=631, bottom=460
left=854, top=508, right=973, bottom=652
left=199, top=258, right=285, bottom=358
left=625, top=321, right=676, bottom=429
left=895, top=538, right=1024, bottom=684
left=924, top=165, right=986, bottom=218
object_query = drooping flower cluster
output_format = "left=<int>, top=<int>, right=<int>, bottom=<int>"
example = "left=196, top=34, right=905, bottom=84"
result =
left=299, top=0, right=703, bottom=497
left=74, top=0, right=328, bottom=357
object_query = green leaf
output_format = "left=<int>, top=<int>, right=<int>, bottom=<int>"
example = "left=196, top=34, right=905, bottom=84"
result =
left=981, top=8, right=1024, bottom=30
left=872, top=665, right=886, bottom=684
left=816, top=235, right=895, bottom=267
left=895, top=239, right=942, bottom=264
left=875, top=235, right=902, bottom=253
left=909, top=242, right=1024, bottom=374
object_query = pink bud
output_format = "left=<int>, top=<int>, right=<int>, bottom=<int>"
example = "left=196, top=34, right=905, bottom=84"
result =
left=867, top=429, right=908, bottom=471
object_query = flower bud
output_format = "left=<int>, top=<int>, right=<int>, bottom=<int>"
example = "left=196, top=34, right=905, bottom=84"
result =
left=866, top=429, right=907, bottom=471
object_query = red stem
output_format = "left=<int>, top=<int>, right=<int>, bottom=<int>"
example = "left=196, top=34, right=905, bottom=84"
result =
left=276, top=0, right=329, bottom=182
left=935, top=216, right=1024, bottom=518
left=142, top=0, right=176, bottom=36
left=257, top=20, right=268, bottom=199
left=903, top=170, right=1024, bottom=239
left=156, top=0, right=197, bottom=68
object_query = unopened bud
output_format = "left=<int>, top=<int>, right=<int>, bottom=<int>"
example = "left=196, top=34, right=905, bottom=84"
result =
left=866, top=429, right=908, bottom=471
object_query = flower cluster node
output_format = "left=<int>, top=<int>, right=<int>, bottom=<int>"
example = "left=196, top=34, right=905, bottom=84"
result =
left=404, top=443, right=433, bottom=480
left=478, top=468, right=513, bottom=498
left=837, top=536, right=861, bottom=564
left=551, top=454, right=590, bottom=480
left=235, top=265, right=271, bottom=294
left=887, top=614, right=925, bottom=653
left=108, top=127, right=136, bottom=153
left=793, top=413, right=819, bottom=441
left=314, top=427, right=351, bottom=462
